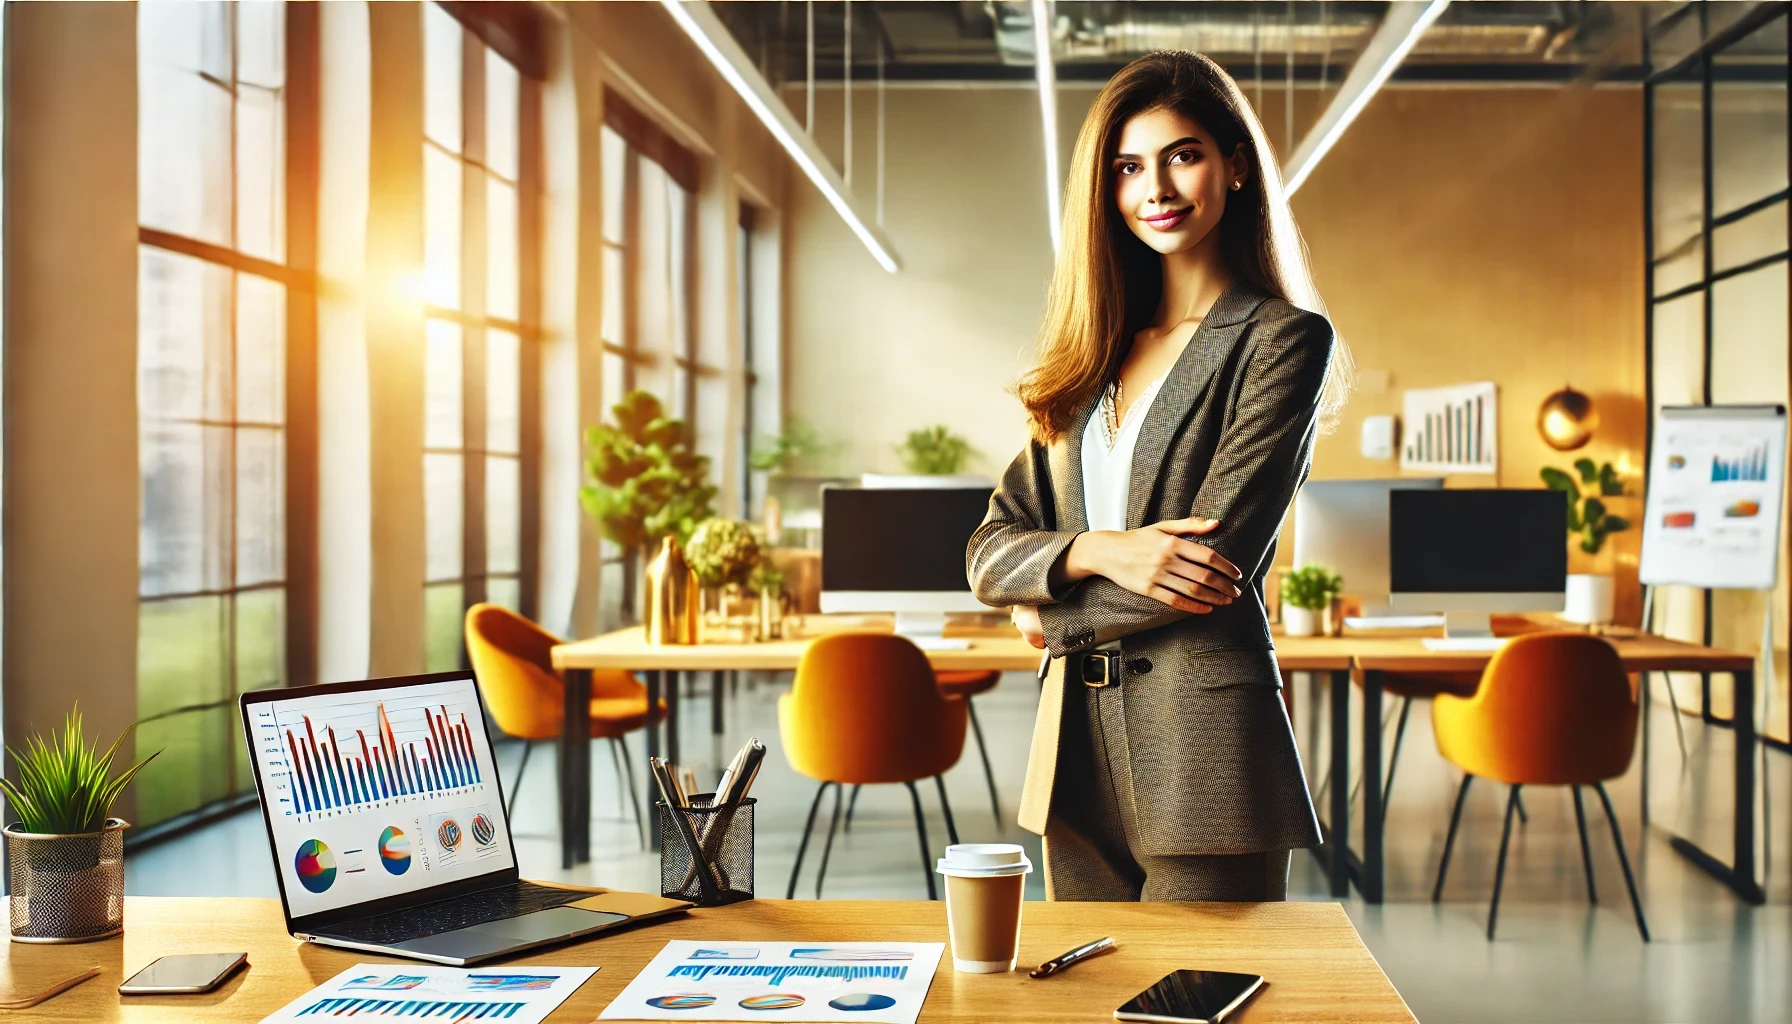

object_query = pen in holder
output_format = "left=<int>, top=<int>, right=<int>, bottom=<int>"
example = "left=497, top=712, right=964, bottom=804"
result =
left=659, top=795, right=756, bottom=907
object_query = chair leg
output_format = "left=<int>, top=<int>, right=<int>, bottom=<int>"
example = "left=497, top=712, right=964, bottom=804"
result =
left=1571, top=786, right=1598, bottom=904
left=966, top=700, right=1003, bottom=827
left=903, top=780, right=938, bottom=901
left=506, top=741, right=534, bottom=821
left=787, top=781, right=835, bottom=900
left=814, top=783, right=845, bottom=899
left=1433, top=774, right=1474, bottom=902
left=933, top=775, right=961, bottom=847
left=844, top=784, right=863, bottom=834
left=1381, top=697, right=1412, bottom=824
left=1593, top=781, right=1651, bottom=941
left=1514, top=787, right=1530, bottom=825
left=1487, top=783, right=1522, bottom=940
left=1660, top=672, right=1691, bottom=763
left=616, top=735, right=645, bottom=850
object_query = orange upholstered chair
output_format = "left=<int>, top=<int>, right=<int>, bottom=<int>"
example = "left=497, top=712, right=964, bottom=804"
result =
left=1430, top=632, right=1648, bottom=940
left=779, top=633, right=969, bottom=900
left=464, top=603, right=664, bottom=846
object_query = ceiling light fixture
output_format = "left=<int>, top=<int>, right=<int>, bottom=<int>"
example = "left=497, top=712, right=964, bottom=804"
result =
left=661, top=0, right=902, bottom=272
left=1031, top=0, right=1062, bottom=251
left=1283, top=0, right=1450, bottom=196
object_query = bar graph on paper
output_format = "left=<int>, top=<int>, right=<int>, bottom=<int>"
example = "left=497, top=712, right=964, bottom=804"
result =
left=1400, top=381, right=1498, bottom=474
left=252, top=691, right=490, bottom=821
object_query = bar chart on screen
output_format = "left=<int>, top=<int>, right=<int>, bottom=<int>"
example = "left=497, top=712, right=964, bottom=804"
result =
left=252, top=688, right=490, bottom=822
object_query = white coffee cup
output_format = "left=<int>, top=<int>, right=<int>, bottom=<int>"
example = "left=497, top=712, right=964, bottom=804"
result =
left=936, top=843, right=1032, bottom=974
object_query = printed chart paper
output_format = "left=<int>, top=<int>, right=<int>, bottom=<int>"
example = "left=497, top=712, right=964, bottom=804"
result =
left=1400, top=382, right=1498, bottom=474
left=258, top=963, right=597, bottom=1023
left=1639, top=405, right=1787, bottom=590
left=599, top=941, right=944, bottom=1023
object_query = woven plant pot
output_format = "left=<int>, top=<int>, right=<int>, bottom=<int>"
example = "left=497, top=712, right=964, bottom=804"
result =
left=5, top=818, right=128, bottom=943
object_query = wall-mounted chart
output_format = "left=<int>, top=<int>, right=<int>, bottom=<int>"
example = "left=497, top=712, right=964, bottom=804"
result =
left=1400, top=382, right=1498, bottom=474
left=1640, top=405, right=1788, bottom=589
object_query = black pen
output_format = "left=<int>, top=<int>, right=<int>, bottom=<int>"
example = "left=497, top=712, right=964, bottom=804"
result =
left=1037, top=649, right=1052, bottom=681
left=1030, top=936, right=1116, bottom=978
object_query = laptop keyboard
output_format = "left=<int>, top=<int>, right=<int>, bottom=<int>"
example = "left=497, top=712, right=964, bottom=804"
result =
left=318, top=881, right=586, bottom=945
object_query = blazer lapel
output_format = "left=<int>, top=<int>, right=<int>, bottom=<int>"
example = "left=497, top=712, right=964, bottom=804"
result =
left=1124, top=281, right=1270, bottom=530
left=1051, top=393, right=1097, bottom=533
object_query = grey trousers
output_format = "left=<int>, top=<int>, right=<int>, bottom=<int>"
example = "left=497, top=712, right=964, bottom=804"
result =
left=1043, top=672, right=1292, bottom=902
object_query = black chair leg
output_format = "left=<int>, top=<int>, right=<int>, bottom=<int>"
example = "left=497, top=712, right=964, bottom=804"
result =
left=904, top=779, right=938, bottom=900
left=1571, top=786, right=1598, bottom=904
left=506, top=741, right=534, bottom=820
left=1593, top=781, right=1650, bottom=941
left=1515, top=787, right=1530, bottom=824
left=1433, top=774, right=1474, bottom=902
left=934, top=775, right=960, bottom=848
left=616, top=735, right=645, bottom=850
left=1487, top=783, right=1522, bottom=940
left=1381, top=697, right=1412, bottom=824
left=814, top=783, right=845, bottom=899
left=787, top=781, right=834, bottom=899
left=967, top=700, right=1003, bottom=826
left=844, top=784, right=863, bottom=834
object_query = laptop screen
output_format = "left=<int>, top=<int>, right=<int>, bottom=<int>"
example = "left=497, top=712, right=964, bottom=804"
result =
left=244, top=675, right=516, bottom=919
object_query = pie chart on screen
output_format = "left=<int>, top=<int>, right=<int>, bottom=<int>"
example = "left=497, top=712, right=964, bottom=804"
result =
left=378, top=826, right=411, bottom=875
left=294, top=839, right=336, bottom=893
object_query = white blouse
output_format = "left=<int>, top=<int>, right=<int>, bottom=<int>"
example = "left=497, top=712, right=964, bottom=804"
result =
left=1080, top=370, right=1171, bottom=533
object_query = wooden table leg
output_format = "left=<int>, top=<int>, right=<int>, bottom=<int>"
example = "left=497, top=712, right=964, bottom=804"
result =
left=1669, top=667, right=1764, bottom=903
left=645, top=670, right=662, bottom=850
left=561, top=668, right=592, bottom=869
left=1328, top=668, right=1352, bottom=899
left=1360, top=668, right=1385, bottom=904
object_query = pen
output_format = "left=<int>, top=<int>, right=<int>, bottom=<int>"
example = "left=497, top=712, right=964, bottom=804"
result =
left=1029, top=936, right=1116, bottom=979
left=1036, top=649, right=1052, bottom=681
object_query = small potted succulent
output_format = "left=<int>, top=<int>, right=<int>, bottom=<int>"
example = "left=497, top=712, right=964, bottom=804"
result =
left=1, top=708, right=158, bottom=942
left=1281, top=564, right=1343, bottom=638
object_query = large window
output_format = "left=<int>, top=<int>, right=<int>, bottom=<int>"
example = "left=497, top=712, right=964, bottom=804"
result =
left=422, top=2, right=529, bottom=670
left=137, top=0, right=295, bottom=827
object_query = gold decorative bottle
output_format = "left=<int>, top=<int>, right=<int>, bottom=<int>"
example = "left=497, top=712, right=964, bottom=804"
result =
left=646, top=535, right=698, bottom=645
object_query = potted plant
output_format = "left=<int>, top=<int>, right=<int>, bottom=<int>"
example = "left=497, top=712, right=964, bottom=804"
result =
left=1281, top=564, right=1343, bottom=638
left=1, top=708, right=158, bottom=942
left=685, top=518, right=765, bottom=640
left=1540, top=458, right=1631, bottom=626
left=894, top=425, right=973, bottom=476
left=580, top=390, right=717, bottom=618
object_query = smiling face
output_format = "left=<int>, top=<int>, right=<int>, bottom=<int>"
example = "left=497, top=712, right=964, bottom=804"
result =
left=1111, top=106, right=1248, bottom=257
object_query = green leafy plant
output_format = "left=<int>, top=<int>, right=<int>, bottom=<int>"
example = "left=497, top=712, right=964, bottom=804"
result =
left=1282, top=564, right=1343, bottom=611
left=747, top=561, right=786, bottom=597
left=895, top=425, right=973, bottom=475
left=685, top=518, right=764, bottom=589
left=1, top=707, right=158, bottom=835
left=1540, top=457, right=1630, bottom=555
left=749, top=418, right=834, bottom=474
left=579, top=390, right=717, bottom=553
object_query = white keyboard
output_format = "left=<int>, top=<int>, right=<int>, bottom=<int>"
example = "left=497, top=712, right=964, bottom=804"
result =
left=908, top=637, right=972, bottom=651
left=1343, top=615, right=1448, bottom=630
left=1420, top=637, right=1508, bottom=652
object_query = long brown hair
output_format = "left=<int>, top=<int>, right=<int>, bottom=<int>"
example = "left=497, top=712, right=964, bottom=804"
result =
left=1018, top=50, right=1352, bottom=443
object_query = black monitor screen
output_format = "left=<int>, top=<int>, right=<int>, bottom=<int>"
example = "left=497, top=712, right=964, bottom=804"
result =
left=821, top=487, right=992, bottom=592
left=1389, top=489, right=1567, bottom=593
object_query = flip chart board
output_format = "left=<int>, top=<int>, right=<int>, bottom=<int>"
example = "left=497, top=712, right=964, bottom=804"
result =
left=1639, top=404, right=1787, bottom=590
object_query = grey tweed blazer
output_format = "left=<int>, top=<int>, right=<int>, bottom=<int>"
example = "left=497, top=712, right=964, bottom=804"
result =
left=966, top=279, right=1331, bottom=854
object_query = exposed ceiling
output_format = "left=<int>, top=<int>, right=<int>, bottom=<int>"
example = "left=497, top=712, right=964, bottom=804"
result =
left=711, top=1, right=1783, bottom=87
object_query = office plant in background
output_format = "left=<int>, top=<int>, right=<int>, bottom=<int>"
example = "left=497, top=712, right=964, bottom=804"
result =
left=1281, top=564, right=1343, bottom=638
left=1541, top=457, right=1631, bottom=625
left=685, top=518, right=764, bottom=640
left=1, top=708, right=159, bottom=942
left=895, top=424, right=973, bottom=475
left=581, top=390, right=717, bottom=618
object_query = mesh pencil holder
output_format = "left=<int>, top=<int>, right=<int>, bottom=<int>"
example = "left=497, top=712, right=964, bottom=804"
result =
left=659, top=796, right=755, bottom=907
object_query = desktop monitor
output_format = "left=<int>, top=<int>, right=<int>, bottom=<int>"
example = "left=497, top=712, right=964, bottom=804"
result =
left=1293, top=477, right=1445, bottom=617
left=1389, top=488, right=1568, bottom=637
left=820, top=485, right=995, bottom=636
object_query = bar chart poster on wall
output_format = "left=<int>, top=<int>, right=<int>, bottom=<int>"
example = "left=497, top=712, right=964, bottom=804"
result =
left=1640, top=405, right=1788, bottom=590
left=1400, top=382, right=1497, bottom=474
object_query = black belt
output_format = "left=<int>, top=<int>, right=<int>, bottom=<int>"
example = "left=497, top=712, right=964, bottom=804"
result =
left=1078, top=649, right=1125, bottom=689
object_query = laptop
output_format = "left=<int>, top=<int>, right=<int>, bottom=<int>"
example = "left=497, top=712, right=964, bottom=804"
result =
left=241, top=670, right=682, bottom=965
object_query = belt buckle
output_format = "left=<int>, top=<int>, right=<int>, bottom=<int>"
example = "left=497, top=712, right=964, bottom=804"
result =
left=1082, top=651, right=1119, bottom=689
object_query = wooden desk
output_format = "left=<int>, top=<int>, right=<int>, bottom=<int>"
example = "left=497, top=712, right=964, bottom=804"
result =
left=12, top=897, right=1415, bottom=1023
left=1323, top=630, right=1760, bottom=906
left=550, top=620, right=1351, bottom=867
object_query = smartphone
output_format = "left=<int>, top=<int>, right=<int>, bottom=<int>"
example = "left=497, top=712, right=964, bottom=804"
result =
left=118, top=953, right=248, bottom=995
left=1114, top=969, right=1266, bottom=1024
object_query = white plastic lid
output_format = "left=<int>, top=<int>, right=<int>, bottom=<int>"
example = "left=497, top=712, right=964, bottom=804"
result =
left=936, top=843, right=1034, bottom=877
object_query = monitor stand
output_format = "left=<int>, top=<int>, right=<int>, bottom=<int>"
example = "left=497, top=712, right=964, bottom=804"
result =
left=894, top=611, right=949, bottom=640
left=1443, top=610, right=1494, bottom=639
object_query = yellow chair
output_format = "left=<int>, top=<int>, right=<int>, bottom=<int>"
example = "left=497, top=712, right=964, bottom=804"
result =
left=779, top=634, right=969, bottom=900
left=1430, top=632, right=1648, bottom=940
left=464, top=603, right=665, bottom=848
left=845, top=670, right=1003, bottom=833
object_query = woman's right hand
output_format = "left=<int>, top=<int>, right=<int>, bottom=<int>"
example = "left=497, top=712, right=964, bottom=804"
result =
left=1060, top=516, right=1244, bottom=613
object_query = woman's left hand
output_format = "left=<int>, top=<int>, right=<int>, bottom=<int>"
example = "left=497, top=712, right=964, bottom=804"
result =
left=1012, top=605, right=1045, bottom=648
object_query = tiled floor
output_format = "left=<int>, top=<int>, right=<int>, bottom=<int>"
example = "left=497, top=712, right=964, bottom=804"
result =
left=131, top=670, right=1791, bottom=1023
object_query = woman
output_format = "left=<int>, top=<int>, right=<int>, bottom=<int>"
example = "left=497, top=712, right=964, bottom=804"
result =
left=966, top=51, right=1351, bottom=902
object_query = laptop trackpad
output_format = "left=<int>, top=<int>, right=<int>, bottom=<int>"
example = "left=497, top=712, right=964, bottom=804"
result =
left=392, top=908, right=628, bottom=960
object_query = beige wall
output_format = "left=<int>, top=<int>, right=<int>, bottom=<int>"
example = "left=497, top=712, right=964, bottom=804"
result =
left=786, top=83, right=1647, bottom=621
